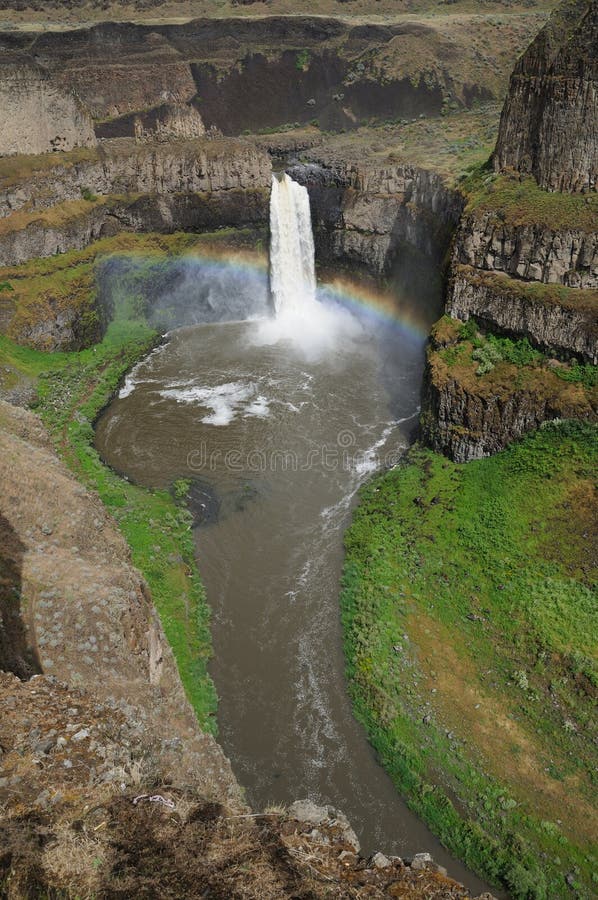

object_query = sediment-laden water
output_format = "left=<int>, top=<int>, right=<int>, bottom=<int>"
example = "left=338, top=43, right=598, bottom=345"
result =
left=95, top=174, right=490, bottom=893
left=95, top=274, right=488, bottom=895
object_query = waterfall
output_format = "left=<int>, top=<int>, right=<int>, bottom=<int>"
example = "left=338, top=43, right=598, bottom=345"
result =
left=269, top=173, right=316, bottom=316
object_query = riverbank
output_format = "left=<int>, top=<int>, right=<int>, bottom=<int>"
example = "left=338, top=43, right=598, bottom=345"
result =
left=0, top=312, right=218, bottom=731
left=340, top=421, right=597, bottom=898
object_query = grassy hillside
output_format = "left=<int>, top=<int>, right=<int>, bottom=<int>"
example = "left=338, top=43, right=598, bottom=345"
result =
left=341, top=421, right=597, bottom=898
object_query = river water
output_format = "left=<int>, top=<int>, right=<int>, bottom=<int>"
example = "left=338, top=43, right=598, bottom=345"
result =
left=95, top=271, right=489, bottom=894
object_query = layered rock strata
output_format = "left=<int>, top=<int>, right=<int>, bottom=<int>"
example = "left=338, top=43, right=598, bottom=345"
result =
left=0, top=138, right=271, bottom=219
left=493, top=0, right=597, bottom=193
left=453, top=210, right=598, bottom=288
left=290, top=158, right=464, bottom=274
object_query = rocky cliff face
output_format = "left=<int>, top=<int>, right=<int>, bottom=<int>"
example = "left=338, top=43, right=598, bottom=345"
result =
left=0, top=138, right=271, bottom=271
left=0, top=399, right=241, bottom=806
left=421, top=0, right=598, bottom=462
left=447, top=267, right=597, bottom=364
left=0, top=138, right=271, bottom=219
left=453, top=210, right=598, bottom=288
left=421, top=324, right=597, bottom=461
left=0, top=190, right=268, bottom=273
left=493, top=0, right=597, bottom=193
left=289, top=158, right=464, bottom=274
left=0, top=63, right=96, bottom=157
left=0, top=10, right=549, bottom=154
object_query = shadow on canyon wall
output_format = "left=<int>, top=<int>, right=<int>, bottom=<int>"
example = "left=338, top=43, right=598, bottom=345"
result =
left=0, top=512, right=40, bottom=679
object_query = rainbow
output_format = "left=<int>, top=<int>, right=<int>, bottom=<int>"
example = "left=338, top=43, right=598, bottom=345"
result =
left=316, top=275, right=431, bottom=343
left=109, top=241, right=431, bottom=344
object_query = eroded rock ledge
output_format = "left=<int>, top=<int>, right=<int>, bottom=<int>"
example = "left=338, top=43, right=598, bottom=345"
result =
left=447, top=266, right=598, bottom=364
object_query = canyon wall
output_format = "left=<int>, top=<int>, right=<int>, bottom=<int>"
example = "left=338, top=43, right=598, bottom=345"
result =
left=0, top=139, right=271, bottom=269
left=0, top=12, right=548, bottom=154
left=0, top=63, right=96, bottom=157
left=0, top=138, right=271, bottom=219
left=421, top=0, right=598, bottom=461
left=289, top=157, right=464, bottom=275
left=493, top=0, right=597, bottom=193
left=421, top=319, right=596, bottom=461
left=447, top=267, right=597, bottom=364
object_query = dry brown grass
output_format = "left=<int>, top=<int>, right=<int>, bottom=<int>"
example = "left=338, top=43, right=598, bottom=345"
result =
left=408, top=610, right=598, bottom=846
left=42, top=823, right=111, bottom=897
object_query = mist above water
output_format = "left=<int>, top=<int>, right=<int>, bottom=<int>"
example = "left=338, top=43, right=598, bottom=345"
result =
left=260, top=172, right=364, bottom=358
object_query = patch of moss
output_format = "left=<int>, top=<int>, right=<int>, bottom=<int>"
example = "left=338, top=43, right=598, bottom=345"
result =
left=462, top=168, right=598, bottom=232
left=432, top=319, right=597, bottom=410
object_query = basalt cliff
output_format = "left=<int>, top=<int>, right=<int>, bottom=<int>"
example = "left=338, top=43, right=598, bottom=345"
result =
left=422, top=0, right=597, bottom=461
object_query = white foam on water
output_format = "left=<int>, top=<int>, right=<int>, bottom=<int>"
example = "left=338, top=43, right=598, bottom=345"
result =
left=159, top=380, right=274, bottom=426
left=118, top=344, right=168, bottom=399
left=244, top=395, right=270, bottom=418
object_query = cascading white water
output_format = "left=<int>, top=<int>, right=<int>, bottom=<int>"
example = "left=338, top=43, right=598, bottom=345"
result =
left=269, top=173, right=317, bottom=315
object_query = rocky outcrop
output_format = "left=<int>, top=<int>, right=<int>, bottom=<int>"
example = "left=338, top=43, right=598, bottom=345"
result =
left=421, top=343, right=597, bottom=462
left=289, top=159, right=464, bottom=273
left=447, top=267, right=598, bottom=363
left=493, top=0, right=598, bottom=193
left=0, top=138, right=271, bottom=219
left=0, top=63, right=96, bottom=157
left=95, top=102, right=206, bottom=142
left=454, top=211, right=598, bottom=288
left=422, top=0, right=598, bottom=462
left=0, top=399, right=242, bottom=805
left=0, top=138, right=271, bottom=270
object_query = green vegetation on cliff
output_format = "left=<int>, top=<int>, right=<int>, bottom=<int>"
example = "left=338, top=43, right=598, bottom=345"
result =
left=0, top=278, right=219, bottom=732
left=462, top=167, right=598, bottom=231
left=435, top=315, right=598, bottom=394
left=341, top=422, right=597, bottom=898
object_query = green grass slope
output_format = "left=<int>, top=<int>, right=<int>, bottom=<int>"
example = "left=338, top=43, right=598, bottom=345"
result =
left=341, top=421, right=597, bottom=898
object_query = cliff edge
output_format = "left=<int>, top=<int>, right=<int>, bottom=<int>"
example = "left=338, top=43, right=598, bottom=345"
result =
left=493, top=0, right=597, bottom=193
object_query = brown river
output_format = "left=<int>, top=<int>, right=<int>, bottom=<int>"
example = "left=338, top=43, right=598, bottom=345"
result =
left=95, top=269, right=490, bottom=895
